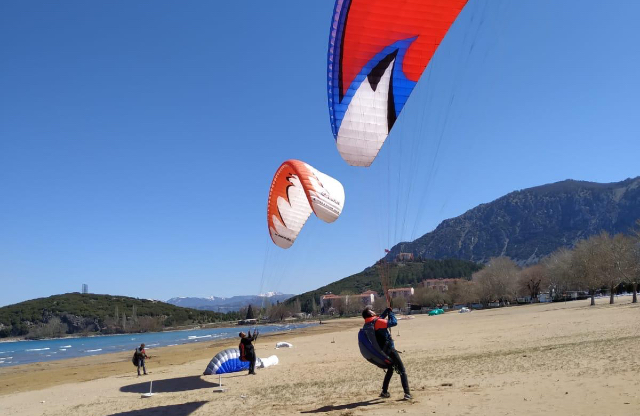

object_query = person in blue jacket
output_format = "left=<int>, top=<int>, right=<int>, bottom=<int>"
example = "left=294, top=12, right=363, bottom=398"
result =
left=362, top=305, right=411, bottom=400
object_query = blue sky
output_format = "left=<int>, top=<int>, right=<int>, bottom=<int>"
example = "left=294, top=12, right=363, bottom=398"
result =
left=1, top=1, right=639, bottom=307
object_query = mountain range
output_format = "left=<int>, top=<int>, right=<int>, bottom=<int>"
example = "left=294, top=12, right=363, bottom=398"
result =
left=166, top=292, right=294, bottom=312
left=385, top=177, right=640, bottom=266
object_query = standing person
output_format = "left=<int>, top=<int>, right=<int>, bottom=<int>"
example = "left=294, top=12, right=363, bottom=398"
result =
left=239, top=330, right=259, bottom=375
left=135, top=343, right=149, bottom=376
left=362, top=306, right=411, bottom=400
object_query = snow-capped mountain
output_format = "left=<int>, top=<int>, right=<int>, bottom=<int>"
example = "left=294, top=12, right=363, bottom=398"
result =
left=166, top=292, right=293, bottom=312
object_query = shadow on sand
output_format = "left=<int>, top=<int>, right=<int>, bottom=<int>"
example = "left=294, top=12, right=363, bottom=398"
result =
left=300, top=399, right=383, bottom=413
left=108, top=401, right=208, bottom=416
left=120, top=376, right=218, bottom=393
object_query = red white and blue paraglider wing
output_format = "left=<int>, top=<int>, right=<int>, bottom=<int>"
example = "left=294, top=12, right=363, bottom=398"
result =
left=328, top=0, right=467, bottom=166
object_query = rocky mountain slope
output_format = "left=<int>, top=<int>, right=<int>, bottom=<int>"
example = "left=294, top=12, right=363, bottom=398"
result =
left=386, top=177, right=640, bottom=265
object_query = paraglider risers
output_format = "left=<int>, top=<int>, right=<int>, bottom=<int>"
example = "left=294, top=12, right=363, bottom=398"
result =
left=213, top=374, right=227, bottom=393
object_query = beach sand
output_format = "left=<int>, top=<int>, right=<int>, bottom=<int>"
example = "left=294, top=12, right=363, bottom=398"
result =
left=1, top=297, right=638, bottom=416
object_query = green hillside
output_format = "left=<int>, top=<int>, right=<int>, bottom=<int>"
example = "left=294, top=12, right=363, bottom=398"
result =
left=0, top=293, right=239, bottom=339
left=291, top=258, right=482, bottom=313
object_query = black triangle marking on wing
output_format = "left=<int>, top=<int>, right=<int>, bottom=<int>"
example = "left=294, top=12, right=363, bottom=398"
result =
left=366, top=49, right=398, bottom=133
left=367, top=49, right=398, bottom=92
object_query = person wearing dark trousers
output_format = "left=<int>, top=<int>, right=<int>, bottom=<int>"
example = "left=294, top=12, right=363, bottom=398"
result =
left=362, top=306, right=411, bottom=400
left=239, top=330, right=259, bottom=375
left=135, top=343, right=149, bottom=376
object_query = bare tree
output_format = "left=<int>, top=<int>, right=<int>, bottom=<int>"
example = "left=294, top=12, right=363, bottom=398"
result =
left=541, top=247, right=574, bottom=301
left=391, top=296, right=407, bottom=311
left=472, top=257, right=520, bottom=305
left=345, top=296, right=365, bottom=316
left=410, top=287, right=450, bottom=308
left=611, top=233, right=640, bottom=303
left=518, top=264, right=549, bottom=300
left=447, top=279, right=477, bottom=305
left=266, top=303, right=289, bottom=321
left=627, top=220, right=640, bottom=303
left=571, top=235, right=607, bottom=306
left=591, top=232, right=625, bottom=304
left=373, top=296, right=387, bottom=312
left=331, top=297, right=346, bottom=316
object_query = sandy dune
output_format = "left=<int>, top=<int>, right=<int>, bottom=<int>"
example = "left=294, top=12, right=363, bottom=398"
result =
left=1, top=297, right=639, bottom=416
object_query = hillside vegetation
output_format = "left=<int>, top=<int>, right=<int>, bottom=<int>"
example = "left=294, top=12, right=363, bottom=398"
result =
left=0, top=293, right=239, bottom=339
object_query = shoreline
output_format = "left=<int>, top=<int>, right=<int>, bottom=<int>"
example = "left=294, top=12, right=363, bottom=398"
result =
left=0, top=318, right=326, bottom=344
left=0, top=321, right=321, bottom=369
left=0, top=318, right=358, bottom=396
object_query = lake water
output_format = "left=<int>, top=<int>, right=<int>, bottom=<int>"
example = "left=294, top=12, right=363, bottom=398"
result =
left=0, top=322, right=316, bottom=367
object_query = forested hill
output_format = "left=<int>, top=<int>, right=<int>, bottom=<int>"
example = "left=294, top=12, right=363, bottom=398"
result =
left=386, top=177, right=640, bottom=266
left=290, top=259, right=482, bottom=312
left=0, top=293, right=236, bottom=339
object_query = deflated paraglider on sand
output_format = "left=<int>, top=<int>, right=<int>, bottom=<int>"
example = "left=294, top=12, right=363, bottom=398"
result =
left=203, top=348, right=279, bottom=375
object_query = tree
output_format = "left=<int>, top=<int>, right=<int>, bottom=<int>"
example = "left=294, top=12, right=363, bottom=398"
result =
left=611, top=233, right=640, bottom=304
left=472, top=257, right=520, bottom=305
left=245, top=304, right=255, bottom=320
left=447, top=279, right=477, bottom=305
left=518, top=264, right=549, bottom=300
left=571, top=235, right=607, bottom=306
left=626, top=220, right=640, bottom=303
left=391, top=296, right=407, bottom=311
left=410, top=287, right=449, bottom=308
left=541, top=247, right=574, bottom=301
left=373, top=296, right=387, bottom=312
left=328, top=297, right=344, bottom=316
left=589, top=232, right=624, bottom=305
left=266, top=303, right=289, bottom=322
left=344, top=296, right=364, bottom=316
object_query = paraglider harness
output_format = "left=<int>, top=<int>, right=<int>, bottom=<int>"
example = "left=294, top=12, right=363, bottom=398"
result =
left=358, top=317, right=401, bottom=374
left=132, top=348, right=143, bottom=367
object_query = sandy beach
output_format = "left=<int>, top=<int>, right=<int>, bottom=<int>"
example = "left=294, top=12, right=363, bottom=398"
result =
left=1, top=298, right=639, bottom=416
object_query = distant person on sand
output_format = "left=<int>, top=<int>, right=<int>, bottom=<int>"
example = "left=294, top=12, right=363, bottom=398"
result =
left=362, top=306, right=411, bottom=400
left=135, top=343, right=149, bottom=376
left=239, top=330, right=259, bottom=375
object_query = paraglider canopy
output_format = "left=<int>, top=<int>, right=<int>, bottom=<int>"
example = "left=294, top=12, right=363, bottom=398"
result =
left=267, top=160, right=345, bottom=249
left=203, top=348, right=262, bottom=375
left=328, top=0, right=468, bottom=166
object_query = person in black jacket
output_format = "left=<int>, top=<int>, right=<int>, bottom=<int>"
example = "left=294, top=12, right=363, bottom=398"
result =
left=135, top=343, right=149, bottom=376
left=239, top=330, right=259, bottom=375
left=362, top=306, right=411, bottom=400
